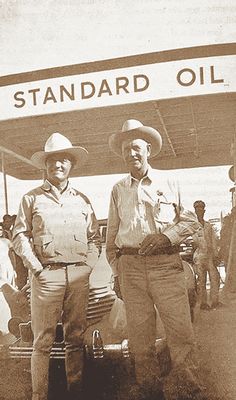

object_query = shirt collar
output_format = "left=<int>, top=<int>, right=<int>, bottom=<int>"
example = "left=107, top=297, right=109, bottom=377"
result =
left=41, top=180, right=76, bottom=195
left=127, top=166, right=154, bottom=187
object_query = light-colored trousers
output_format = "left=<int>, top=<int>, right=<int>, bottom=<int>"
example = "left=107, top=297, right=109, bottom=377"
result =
left=30, top=263, right=91, bottom=400
left=194, top=255, right=220, bottom=306
left=118, top=253, right=201, bottom=399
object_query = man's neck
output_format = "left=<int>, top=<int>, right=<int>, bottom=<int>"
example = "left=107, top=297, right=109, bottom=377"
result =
left=47, top=179, right=68, bottom=193
left=130, top=167, right=149, bottom=181
left=198, top=217, right=205, bottom=226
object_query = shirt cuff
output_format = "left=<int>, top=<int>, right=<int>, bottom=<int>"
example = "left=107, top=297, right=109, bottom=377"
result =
left=163, top=229, right=180, bottom=245
left=26, top=262, right=44, bottom=276
left=33, top=269, right=43, bottom=277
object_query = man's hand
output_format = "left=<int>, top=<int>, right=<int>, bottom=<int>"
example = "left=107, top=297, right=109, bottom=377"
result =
left=113, top=276, right=123, bottom=300
left=213, top=255, right=220, bottom=267
left=139, top=233, right=172, bottom=255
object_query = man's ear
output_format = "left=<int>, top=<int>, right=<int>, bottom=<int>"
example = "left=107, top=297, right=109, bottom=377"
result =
left=147, top=143, right=152, bottom=158
left=69, top=157, right=75, bottom=170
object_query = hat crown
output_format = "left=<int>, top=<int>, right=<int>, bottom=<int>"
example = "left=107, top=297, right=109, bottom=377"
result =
left=45, top=133, right=73, bottom=152
left=122, top=119, right=143, bottom=132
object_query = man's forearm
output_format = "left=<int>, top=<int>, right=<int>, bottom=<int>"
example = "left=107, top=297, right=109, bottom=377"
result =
left=13, top=234, right=43, bottom=276
left=106, top=188, right=121, bottom=276
left=164, top=209, right=201, bottom=245
left=106, top=244, right=119, bottom=276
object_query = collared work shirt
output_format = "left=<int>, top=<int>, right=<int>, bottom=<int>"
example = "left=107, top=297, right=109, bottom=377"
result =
left=193, top=220, right=218, bottom=262
left=106, top=168, right=200, bottom=274
left=13, top=180, right=101, bottom=276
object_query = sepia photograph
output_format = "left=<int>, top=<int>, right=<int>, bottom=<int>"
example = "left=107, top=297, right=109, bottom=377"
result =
left=0, top=1, right=236, bottom=399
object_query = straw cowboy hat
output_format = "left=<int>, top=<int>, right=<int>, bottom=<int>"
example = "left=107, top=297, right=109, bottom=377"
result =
left=109, top=119, right=162, bottom=158
left=31, top=132, right=88, bottom=169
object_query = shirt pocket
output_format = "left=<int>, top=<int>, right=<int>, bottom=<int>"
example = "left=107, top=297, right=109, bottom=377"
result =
left=34, top=234, right=55, bottom=258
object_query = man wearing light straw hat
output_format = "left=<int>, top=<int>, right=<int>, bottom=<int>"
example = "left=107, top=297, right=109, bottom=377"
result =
left=13, top=132, right=101, bottom=400
left=106, top=120, right=205, bottom=400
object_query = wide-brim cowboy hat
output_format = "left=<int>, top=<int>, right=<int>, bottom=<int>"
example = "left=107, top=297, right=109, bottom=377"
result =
left=109, top=119, right=162, bottom=158
left=31, top=132, right=88, bottom=169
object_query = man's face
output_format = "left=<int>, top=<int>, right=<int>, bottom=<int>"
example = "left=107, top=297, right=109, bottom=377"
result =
left=45, top=152, right=73, bottom=184
left=3, top=216, right=13, bottom=230
left=121, top=138, right=151, bottom=173
left=195, top=206, right=205, bottom=220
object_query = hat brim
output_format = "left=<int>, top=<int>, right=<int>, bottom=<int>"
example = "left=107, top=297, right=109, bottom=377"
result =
left=31, top=147, right=88, bottom=169
left=109, top=126, right=162, bottom=158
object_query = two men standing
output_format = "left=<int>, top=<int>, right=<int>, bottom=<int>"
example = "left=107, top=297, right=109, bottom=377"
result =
left=13, top=122, right=206, bottom=400
left=106, top=120, right=205, bottom=400
left=13, top=133, right=101, bottom=400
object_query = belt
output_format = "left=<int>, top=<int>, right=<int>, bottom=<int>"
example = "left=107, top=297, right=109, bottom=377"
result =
left=116, top=245, right=180, bottom=258
left=42, top=262, right=87, bottom=268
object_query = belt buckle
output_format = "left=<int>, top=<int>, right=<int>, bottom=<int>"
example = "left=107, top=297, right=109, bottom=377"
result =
left=116, top=249, right=122, bottom=258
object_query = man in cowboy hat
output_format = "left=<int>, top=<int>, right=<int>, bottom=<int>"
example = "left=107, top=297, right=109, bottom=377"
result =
left=106, top=120, right=205, bottom=400
left=13, top=133, right=101, bottom=400
left=192, top=200, right=221, bottom=310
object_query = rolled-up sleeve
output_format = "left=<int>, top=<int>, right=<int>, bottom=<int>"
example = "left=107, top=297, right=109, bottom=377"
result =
left=163, top=207, right=201, bottom=245
left=12, top=195, right=43, bottom=276
left=106, top=188, right=120, bottom=276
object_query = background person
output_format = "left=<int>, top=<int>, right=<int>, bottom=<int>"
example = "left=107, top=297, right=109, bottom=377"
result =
left=192, top=200, right=221, bottom=310
left=13, top=132, right=101, bottom=400
left=219, top=206, right=236, bottom=272
left=0, top=232, right=15, bottom=335
left=0, top=222, right=30, bottom=331
left=2, top=214, right=16, bottom=240
left=1, top=214, right=28, bottom=290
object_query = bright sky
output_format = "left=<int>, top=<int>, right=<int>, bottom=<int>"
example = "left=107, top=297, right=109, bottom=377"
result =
left=0, top=0, right=235, bottom=220
left=0, top=0, right=235, bottom=75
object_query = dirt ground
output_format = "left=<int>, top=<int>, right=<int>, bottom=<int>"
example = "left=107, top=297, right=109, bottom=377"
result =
left=193, top=292, right=236, bottom=400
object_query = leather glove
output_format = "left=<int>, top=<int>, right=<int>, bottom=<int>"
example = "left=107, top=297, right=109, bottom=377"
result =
left=139, top=233, right=172, bottom=255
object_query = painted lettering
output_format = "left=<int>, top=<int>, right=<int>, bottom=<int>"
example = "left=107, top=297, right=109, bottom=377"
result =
left=177, top=66, right=224, bottom=87
left=134, top=74, right=149, bottom=92
left=43, top=87, right=57, bottom=104
left=60, top=84, right=75, bottom=102
left=81, top=81, right=96, bottom=99
left=210, top=65, right=224, bottom=84
left=14, top=91, right=26, bottom=108
left=116, top=77, right=129, bottom=94
left=177, top=68, right=196, bottom=86
left=28, top=88, right=40, bottom=106
left=199, top=67, right=204, bottom=85
left=98, top=79, right=112, bottom=97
